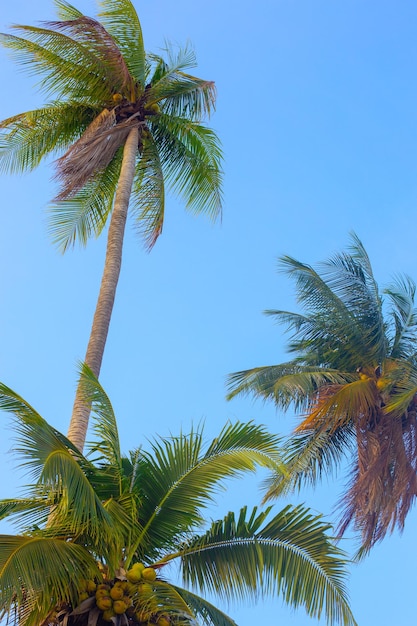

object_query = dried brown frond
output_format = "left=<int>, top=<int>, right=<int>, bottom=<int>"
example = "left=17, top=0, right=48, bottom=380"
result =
left=45, top=17, right=133, bottom=95
left=54, top=109, right=137, bottom=200
left=338, top=406, right=417, bottom=549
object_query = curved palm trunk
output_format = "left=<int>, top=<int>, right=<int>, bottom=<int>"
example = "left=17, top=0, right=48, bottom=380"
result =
left=67, top=125, right=139, bottom=451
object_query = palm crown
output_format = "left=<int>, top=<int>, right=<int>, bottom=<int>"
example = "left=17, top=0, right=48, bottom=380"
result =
left=0, top=0, right=222, bottom=250
left=0, top=0, right=223, bottom=451
left=0, top=368, right=356, bottom=626
left=227, top=234, right=417, bottom=550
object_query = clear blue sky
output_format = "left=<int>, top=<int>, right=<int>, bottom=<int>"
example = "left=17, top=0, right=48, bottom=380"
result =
left=1, top=1, right=417, bottom=625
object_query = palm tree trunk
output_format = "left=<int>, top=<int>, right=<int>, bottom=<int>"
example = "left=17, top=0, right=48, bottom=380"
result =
left=67, top=125, right=139, bottom=451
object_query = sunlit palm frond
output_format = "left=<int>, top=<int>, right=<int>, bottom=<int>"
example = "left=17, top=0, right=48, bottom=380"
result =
left=127, top=422, right=283, bottom=562
left=227, top=363, right=349, bottom=409
left=296, top=378, right=379, bottom=433
left=178, top=505, right=355, bottom=626
left=0, top=103, right=98, bottom=174
left=54, top=0, right=83, bottom=21
left=79, top=364, right=122, bottom=470
left=0, top=535, right=99, bottom=626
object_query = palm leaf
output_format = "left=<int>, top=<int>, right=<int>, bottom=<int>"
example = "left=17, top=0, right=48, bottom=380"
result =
left=131, top=132, right=165, bottom=250
left=0, top=102, right=98, bottom=174
left=97, top=0, right=146, bottom=86
left=170, top=586, right=238, bottom=626
left=178, top=505, right=356, bottom=626
left=0, top=27, right=114, bottom=102
left=49, top=148, right=122, bottom=250
left=151, top=114, right=223, bottom=219
left=126, top=422, right=284, bottom=563
left=0, top=535, right=99, bottom=626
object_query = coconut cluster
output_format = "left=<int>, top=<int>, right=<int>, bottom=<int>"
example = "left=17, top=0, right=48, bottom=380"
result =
left=77, top=564, right=170, bottom=626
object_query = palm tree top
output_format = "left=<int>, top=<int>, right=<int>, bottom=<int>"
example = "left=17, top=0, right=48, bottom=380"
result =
left=0, top=0, right=223, bottom=252
left=227, top=233, right=417, bottom=550
left=0, top=366, right=356, bottom=626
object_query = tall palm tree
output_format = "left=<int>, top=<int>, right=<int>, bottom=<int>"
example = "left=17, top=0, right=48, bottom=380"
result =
left=0, top=367, right=356, bottom=626
left=0, top=0, right=222, bottom=451
left=227, top=234, right=417, bottom=551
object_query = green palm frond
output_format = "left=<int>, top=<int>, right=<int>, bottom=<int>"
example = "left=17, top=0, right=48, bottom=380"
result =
left=148, top=46, right=216, bottom=119
left=263, top=426, right=355, bottom=499
left=227, top=363, right=350, bottom=409
left=0, top=27, right=114, bottom=103
left=178, top=505, right=355, bottom=626
left=0, top=373, right=355, bottom=625
left=170, top=586, right=238, bottom=626
left=80, top=364, right=122, bottom=470
left=0, top=535, right=99, bottom=626
left=54, top=0, right=83, bottom=20
left=0, top=103, right=98, bottom=174
left=127, top=422, right=283, bottom=562
left=45, top=15, right=133, bottom=95
left=151, top=114, right=222, bottom=219
left=49, top=149, right=122, bottom=250
left=0, top=497, right=51, bottom=530
left=131, top=132, right=165, bottom=250
left=385, top=275, right=417, bottom=359
left=0, top=381, right=115, bottom=541
left=97, top=0, right=146, bottom=86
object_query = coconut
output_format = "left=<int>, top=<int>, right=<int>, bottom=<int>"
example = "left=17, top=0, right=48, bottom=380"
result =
left=96, top=596, right=113, bottom=611
left=141, top=567, right=156, bottom=582
left=113, top=600, right=127, bottom=615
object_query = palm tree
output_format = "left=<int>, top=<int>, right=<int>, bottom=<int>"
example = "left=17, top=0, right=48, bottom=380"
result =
left=0, top=367, right=356, bottom=626
left=227, top=234, right=417, bottom=551
left=0, top=0, right=222, bottom=452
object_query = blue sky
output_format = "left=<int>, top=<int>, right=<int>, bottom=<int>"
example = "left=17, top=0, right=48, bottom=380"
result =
left=1, top=1, right=417, bottom=624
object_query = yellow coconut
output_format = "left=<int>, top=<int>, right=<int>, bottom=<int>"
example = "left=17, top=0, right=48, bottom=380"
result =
left=141, top=567, right=157, bottom=582
left=113, top=600, right=127, bottom=615
left=96, top=596, right=113, bottom=611
left=157, top=615, right=170, bottom=626
left=110, top=586, right=124, bottom=601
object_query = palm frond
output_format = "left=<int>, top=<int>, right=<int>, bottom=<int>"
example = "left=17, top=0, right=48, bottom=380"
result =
left=97, top=0, right=146, bottom=86
left=0, top=27, right=114, bottom=102
left=385, top=275, right=417, bottom=359
left=45, top=15, right=133, bottom=96
left=126, top=422, right=283, bottom=563
left=49, top=148, right=122, bottom=250
left=179, top=505, right=356, bottom=626
left=148, top=46, right=216, bottom=120
left=79, top=364, right=122, bottom=471
left=263, top=426, right=355, bottom=499
left=53, top=0, right=83, bottom=20
left=170, top=586, right=237, bottom=626
left=226, top=362, right=350, bottom=410
left=0, top=102, right=98, bottom=174
left=0, top=535, right=99, bottom=626
left=150, top=114, right=223, bottom=219
left=131, top=131, right=165, bottom=250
